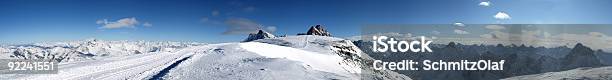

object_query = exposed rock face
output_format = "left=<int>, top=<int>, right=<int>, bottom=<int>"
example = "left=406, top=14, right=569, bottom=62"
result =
left=303, top=25, right=332, bottom=36
left=562, top=43, right=604, bottom=70
left=243, top=30, right=276, bottom=42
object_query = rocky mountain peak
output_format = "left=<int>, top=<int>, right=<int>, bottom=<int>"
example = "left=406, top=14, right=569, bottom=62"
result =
left=562, top=43, right=604, bottom=70
left=496, top=44, right=504, bottom=47
left=304, top=24, right=332, bottom=36
left=446, top=42, right=456, bottom=48
left=597, top=49, right=604, bottom=53
left=243, top=30, right=276, bottom=42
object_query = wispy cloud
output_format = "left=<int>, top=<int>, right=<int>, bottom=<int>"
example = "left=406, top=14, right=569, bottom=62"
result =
left=223, top=18, right=275, bottom=35
left=143, top=22, right=153, bottom=27
left=97, top=17, right=140, bottom=29
left=454, top=29, right=471, bottom=34
left=485, top=25, right=506, bottom=30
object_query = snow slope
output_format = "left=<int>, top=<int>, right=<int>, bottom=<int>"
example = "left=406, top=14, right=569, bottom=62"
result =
left=161, top=35, right=410, bottom=80
left=241, top=42, right=360, bottom=76
left=502, top=67, right=612, bottom=80
left=159, top=43, right=354, bottom=80
left=0, top=46, right=211, bottom=80
left=1, top=35, right=411, bottom=80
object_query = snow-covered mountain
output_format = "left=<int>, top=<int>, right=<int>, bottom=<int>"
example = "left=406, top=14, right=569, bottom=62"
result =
left=562, top=43, right=605, bottom=70
left=243, top=30, right=276, bottom=42
left=298, top=24, right=332, bottom=36
left=0, top=39, right=206, bottom=62
left=0, top=35, right=411, bottom=80
left=250, top=35, right=410, bottom=80
left=353, top=40, right=611, bottom=80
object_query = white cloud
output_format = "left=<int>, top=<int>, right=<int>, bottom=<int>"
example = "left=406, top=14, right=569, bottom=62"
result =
left=453, top=22, right=469, bottom=35
left=454, top=29, right=471, bottom=34
left=476, top=30, right=541, bottom=47
left=549, top=32, right=612, bottom=51
left=589, top=32, right=606, bottom=37
left=97, top=17, right=140, bottom=29
left=485, top=25, right=506, bottom=30
left=453, top=22, right=465, bottom=27
left=479, top=30, right=541, bottom=41
left=480, top=34, right=494, bottom=39
left=143, top=22, right=153, bottom=27
left=543, top=32, right=551, bottom=38
left=223, top=18, right=274, bottom=35
left=494, top=12, right=511, bottom=20
left=479, top=1, right=490, bottom=7
left=96, top=19, right=107, bottom=24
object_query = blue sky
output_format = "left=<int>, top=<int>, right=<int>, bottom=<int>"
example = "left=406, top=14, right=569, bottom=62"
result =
left=1, top=0, right=612, bottom=43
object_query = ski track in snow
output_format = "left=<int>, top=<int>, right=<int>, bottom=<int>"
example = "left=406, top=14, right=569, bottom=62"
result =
left=0, top=36, right=366, bottom=80
left=157, top=41, right=361, bottom=80
left=1, top=46, right=212, bottom=80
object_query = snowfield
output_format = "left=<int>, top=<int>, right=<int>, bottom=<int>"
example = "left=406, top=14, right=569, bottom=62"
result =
left=162, top=35, right=409, bottom=80
left=160, top=43, right=354, bottom=80
left=0, top=45, right=210, bottom=80
left=0, top=35, right=411, bottom=80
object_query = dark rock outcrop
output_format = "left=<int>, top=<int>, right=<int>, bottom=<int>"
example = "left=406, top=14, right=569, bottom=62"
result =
left=243, top=30, right=276, bottom=42
left=299, top=25, right=331, bottom=36
left=562, top=43, right=604, bottom=70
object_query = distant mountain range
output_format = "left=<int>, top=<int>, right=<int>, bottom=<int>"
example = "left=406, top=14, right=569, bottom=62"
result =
left=353, top=40, right=612, bottom=80
left=0, top=39, right=206, bottom=62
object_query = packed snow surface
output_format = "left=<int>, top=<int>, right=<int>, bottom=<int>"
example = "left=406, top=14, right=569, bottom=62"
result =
left=1, top=36, right=409, bottom=80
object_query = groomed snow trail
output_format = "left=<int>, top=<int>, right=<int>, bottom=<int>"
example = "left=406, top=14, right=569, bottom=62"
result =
left=2, top=46, right=212, bottom=80
left=159, top=42, right=359, bottom=80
